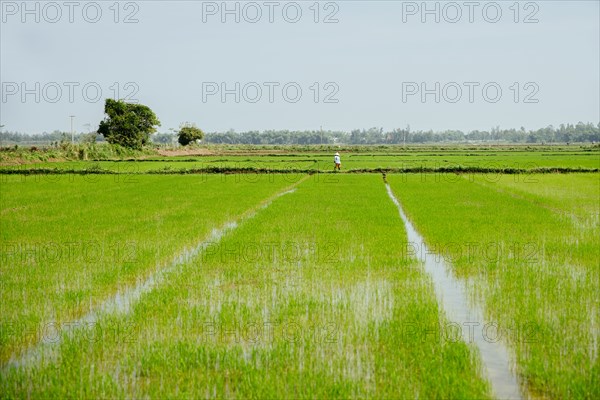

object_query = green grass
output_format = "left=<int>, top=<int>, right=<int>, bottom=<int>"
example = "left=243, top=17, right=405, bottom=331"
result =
left=1, top=146, right=598, bottom=398
left=1, top=175, right=491, bottom=399
left=0, top=174, right=296, bottom=364
left=2, top=147, right=599, bottom=173
left=472, top=173, right=600, bottom=224
left=388, top=173, right=599, bottom=399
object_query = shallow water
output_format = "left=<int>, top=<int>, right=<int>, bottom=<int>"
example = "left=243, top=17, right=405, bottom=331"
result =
left=386, top=184, right=526, bottom=400
left=3, top=185, right=300, bottom=371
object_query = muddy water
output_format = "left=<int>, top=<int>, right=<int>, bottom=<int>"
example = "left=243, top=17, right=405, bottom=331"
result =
left=385, top=184, right=525, bottom=400
left=3, top=186, right=299, bottom=370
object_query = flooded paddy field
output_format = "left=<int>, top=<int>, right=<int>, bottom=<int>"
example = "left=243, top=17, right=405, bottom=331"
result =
left=1, top=148, right=598, bottom=399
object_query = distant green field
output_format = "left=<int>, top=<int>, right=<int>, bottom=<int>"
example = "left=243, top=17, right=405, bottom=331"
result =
left=2, top=147, right=599, bottom=173
left=1, top=147, right=598, bottom=399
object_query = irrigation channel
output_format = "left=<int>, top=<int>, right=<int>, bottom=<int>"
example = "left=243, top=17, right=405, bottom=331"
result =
left=2, top=180, right=305, bottom=371
left=4, top=173, right=535, bottom=398
left=385, top=183, right=527, bottom=399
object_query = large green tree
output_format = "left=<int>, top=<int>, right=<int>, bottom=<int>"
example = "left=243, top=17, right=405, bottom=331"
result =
left=97, top=99, right=160, bottom=149
left=177, top=123, right=204, bottom=146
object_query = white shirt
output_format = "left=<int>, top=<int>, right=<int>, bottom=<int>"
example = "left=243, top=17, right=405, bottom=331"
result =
left=334, top=155, right=341, bottom=164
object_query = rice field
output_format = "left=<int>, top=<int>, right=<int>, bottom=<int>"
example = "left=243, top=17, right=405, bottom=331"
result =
left=2, top=147, right=598, bottom=174
left=387, top=173, right=599, bottom=399
left=0, top=147, right=598, bottom=399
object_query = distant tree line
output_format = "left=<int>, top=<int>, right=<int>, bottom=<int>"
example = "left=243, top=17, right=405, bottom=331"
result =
left=197, top=122, right=600, bottom=145
left=0, top=130, right=105, bottom=145
left=1, top=122, right=598, bottom=146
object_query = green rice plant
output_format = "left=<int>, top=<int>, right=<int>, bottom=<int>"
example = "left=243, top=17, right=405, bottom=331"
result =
left=1, top=175, right=491, bottom=399
left=2, top=146, right=598, bottom=173
left=0, top=174, right=295, bottom=364
left=388, top=173, right=599, bottom=399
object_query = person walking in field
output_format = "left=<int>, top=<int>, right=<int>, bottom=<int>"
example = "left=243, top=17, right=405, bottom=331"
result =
left=334, top=152, right=341, bottom=171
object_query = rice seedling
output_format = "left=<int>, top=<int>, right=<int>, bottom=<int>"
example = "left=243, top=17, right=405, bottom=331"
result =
left=0, top=174, right=295, bottom=364
left=2, top=146, right=598, bottom=174
left=1, top=175, right=491, bottom=399
left=387, top=173, right=599, bottom=399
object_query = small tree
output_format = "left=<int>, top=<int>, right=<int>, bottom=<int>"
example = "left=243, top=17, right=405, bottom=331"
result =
left=177, top=123, right=204, bottom=146
left=97, top=99, right=160, bottom=150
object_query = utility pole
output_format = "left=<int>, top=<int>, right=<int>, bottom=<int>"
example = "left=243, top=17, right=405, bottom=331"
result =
left=69, top=115, right=75, bottom=144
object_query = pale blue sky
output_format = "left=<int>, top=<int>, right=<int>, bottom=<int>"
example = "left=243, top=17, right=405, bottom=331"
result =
left=1, top=0, right=599, bottom=134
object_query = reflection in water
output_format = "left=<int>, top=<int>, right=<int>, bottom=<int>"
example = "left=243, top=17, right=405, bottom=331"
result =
left=386, top=184, right=525, bottom=400
left=4, top=187, right=299, bottom=371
